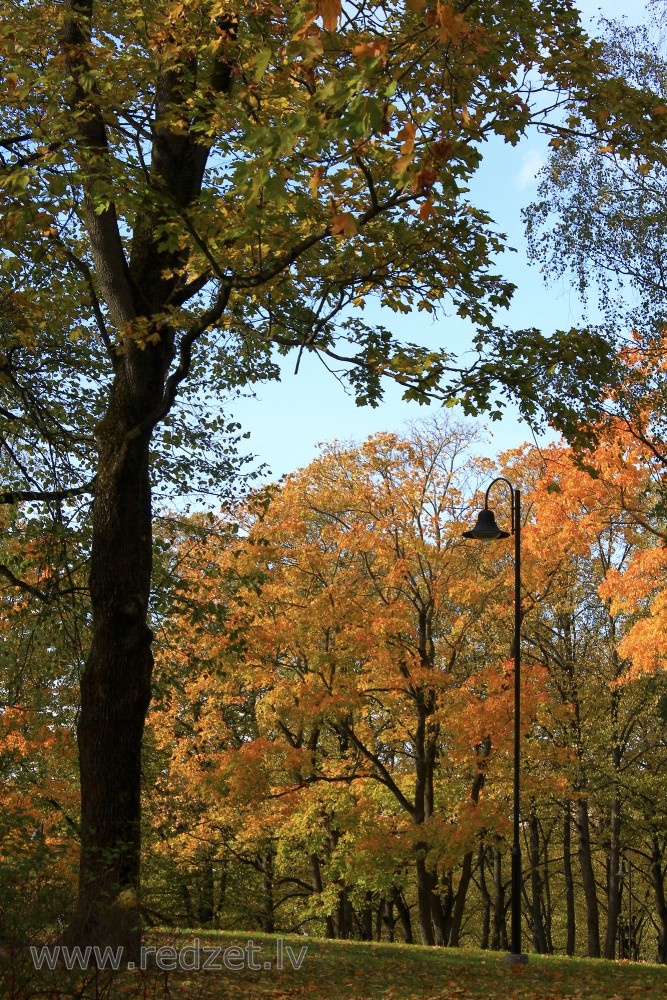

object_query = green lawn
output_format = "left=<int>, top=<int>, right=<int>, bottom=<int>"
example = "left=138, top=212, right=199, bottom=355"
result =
left=8, top=930, right=667, bottom=999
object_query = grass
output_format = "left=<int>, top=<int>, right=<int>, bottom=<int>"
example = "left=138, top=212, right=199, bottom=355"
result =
left=6, top=928, right=667, bottom=999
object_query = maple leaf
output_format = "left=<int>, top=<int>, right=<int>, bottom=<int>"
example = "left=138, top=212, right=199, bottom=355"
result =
left=330, top=212, right=358, bottom=237
left=437, top=1, right=468, bottom=45
left=317, top=0, right=341, bottom=32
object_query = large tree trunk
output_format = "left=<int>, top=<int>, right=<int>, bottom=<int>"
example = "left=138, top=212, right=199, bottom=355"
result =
left=67, top=345, right=171, bottom=960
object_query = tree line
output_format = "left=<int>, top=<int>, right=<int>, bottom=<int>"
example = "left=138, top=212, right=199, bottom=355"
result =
left=4, top=407, right=667, bottom=961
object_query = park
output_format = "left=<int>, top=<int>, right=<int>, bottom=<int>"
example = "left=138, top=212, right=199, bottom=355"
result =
left=3, top=1, right=667, bottom=997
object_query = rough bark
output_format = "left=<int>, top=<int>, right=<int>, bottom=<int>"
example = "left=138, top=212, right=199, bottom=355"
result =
left=69, top=341, right=174, bottom=958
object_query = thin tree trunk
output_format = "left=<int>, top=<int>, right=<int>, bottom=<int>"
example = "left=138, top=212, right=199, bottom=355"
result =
left=563, top=800, right=576, bottom=956
left=492, top=843, right=508, bottom=951
left=603, top=788, right=622, bottom=959
left=428, top=870, right=452, bottom=946
left=198, top=859, right=215, bottom=925
left=542, top=823, right=554, bottom=954
left=359, top=892, right=374, bottom=941
left=449, top=756, right=488, bottom=947
left=449, top=854, right=473, bottom=947
left=478, top=845, right=491, bottom=950
left=180, top=881, right=194, bottom=926
left=375, top=899, right=385, bottom=942
left=261, top=849, right=275, bottom=934
left=529, top=810, right=549, bottom=953
left=576, top=796, right=601, bottom=958
left=415, top=853, right=435, bottom=945
left=652, top=836, right=667, bottom=963
left=392, top=887, right=414, bottom=944
left=310, top=854, right=335, bottom=939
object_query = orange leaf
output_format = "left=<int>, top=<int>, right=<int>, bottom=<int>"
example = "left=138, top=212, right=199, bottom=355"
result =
left=437, top=1, right=468, bottom=44
left=317, top=0, right=341, bottom=32
left=331, top=212, right=358, bottom=237
left=397, top=121, right=417, bottom=155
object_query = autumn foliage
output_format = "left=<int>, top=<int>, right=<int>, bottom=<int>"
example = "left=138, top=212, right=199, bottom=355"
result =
left=113, top=418, right=667, bottom=957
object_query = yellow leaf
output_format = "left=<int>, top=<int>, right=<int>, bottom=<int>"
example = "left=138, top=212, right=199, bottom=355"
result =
left=309, top=165, right=325, bottom=197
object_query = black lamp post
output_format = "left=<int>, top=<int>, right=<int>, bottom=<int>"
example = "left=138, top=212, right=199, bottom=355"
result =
left=463, top=477, right=528, bottom=965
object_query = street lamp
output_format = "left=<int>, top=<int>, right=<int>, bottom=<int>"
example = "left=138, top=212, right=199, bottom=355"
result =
left=463, top=477, right=528, bottom=965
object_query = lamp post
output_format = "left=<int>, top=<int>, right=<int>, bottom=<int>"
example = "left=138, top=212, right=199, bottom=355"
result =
left=463, top=477, right=527, bottom=965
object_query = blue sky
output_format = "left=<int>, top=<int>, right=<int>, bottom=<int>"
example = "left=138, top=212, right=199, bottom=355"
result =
left=232, top=0, right=651, bottom=482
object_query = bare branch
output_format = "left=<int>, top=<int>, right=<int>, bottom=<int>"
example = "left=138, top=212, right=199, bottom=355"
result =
left=0, top=478, right=96, bottom=505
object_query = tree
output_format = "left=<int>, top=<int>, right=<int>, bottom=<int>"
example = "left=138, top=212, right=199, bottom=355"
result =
left=139, top=426, right=667, bottom=956
left=152, top=421, right=559, bottom=946
left=524, top=12, right=667, bottom=450
left=1, top=0, right=664, bottom=954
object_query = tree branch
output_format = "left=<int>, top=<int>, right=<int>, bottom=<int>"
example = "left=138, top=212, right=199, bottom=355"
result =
left=0, top=478, right=96, bottom=505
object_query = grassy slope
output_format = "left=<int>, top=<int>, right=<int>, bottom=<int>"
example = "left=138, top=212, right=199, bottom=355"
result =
left=9, top=930, right=667, bottom=999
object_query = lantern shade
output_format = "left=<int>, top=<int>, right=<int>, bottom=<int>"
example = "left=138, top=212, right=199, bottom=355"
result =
left=462, top=507, right=510, bottom=541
